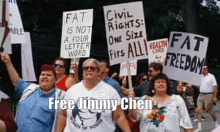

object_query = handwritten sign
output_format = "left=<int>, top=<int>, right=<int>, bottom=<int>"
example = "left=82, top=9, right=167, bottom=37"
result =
left=163, top=32, right=208, bottom=85
left=60, top=9, right=93, bottom=58
left=147, top=38, right=168, bottom=65
left=119, top=60, right=137, bottom=77
left=8, top=0, right=26, bottom=43
left=103, top=2, right=148, bottom=65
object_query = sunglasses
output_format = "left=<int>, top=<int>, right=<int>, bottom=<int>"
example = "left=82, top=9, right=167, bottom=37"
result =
left=148, top=70, right=153, bottom=73
left=141, top=78, right=147, bottom=81
left=83, top=66, right=97, bottom=71
left=53, top=64, right=65, bottom=68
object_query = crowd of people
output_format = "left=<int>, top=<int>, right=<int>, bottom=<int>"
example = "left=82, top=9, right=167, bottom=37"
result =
left=0, top=53, right=219, bottom=132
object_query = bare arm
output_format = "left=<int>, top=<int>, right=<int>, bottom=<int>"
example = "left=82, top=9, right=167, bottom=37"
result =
left=128, top=91, right=138, bottom=121
left=120, top=86, right=129, bottom=96
left=1, top=54, right=19, bottom=87
left=66, top=62, right=79, bottom=89
left=65, top=75, right=77, bottom=89
left=0, top=120, right=6, bottom=132
left=112, top=106, right=131, bottom=132
left=213, top=86, right=218, bottom=103
left=213, top=86, right=218, bottom=97
left=56, top=109, right=67, bottom=132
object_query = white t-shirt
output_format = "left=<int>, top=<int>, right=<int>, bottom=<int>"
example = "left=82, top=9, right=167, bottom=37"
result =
left=63, top=81, right=121, bottom=132
left=135, top=95, right=192, bottom=132
left=200, top=73, right=217, bottom=93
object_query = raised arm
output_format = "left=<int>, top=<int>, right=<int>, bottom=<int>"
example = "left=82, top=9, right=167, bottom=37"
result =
left=66, top=61, right=79, bottom=89
left=1, top=54, right=19, bottom=87
left=128, top=90, right=138, bottom=121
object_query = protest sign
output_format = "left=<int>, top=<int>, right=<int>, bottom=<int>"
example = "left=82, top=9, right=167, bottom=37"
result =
left=0, top=0, right=11, bottom=53
left=147, top=38, right=168, bottom=65
left=21, top=32, right=37, bottom=82
left=8, top=0, right=26, bottom=43
left=60, top=9, right=93, bottom=58
left=103, top=1, right=148, bottom=65
left=0, top=27, right=11, bottom=54
left=163, top=32, right=208, bottom=85
left=119, top=60, right=137, bottom=77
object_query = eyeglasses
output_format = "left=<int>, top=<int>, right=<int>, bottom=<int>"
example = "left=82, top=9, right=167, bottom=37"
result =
left=148, top=70, right=153, bottom=73
left=141, top=78, right=147, bottom=81
left=83, top=66, right=97, bottom=71
left=53, top=64, right=65, bottom=68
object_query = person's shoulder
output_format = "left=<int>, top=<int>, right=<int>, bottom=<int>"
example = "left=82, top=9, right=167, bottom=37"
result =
left=208, top=73, right=216, bottom=78
left=110, top=78, right=119, bottom=86
left=106, top=77, right=117, bottom=84
left=68, top=81, right=83, bottom=91
left=172, top=94, right=184, bottom=104
left=100, top=80, right=114, bottom=88
left=138, top=81, right=149, bottom=88
left=100, top=80, right=118, bottom=92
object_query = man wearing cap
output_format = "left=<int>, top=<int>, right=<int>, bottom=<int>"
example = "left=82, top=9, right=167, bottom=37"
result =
left=195, top=66, right=218, bottom=132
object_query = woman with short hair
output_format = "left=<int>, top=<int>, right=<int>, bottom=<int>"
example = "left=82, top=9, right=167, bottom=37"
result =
left=52, top=57, right=78, bottom=91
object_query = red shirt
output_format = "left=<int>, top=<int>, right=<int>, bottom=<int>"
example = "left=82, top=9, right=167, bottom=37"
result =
left=56, top=75, right=68, bottom=91
left=0, top=99, right=17, bottom=132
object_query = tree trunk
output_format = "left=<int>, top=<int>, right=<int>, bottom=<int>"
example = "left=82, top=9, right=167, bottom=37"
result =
left=184, top=0, right=200, bottom=34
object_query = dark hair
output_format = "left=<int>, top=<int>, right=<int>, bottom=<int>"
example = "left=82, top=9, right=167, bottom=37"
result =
left=40, top=64, right=56, bottom=77
left=52, top=57, right=67, bottom=67
left=147, top=73, right=173, bottom=96
left=135, top=72, right=148, bottom=87
left=149, top=62, right=163, bottom=72
left=99, top=59, right=110, bottom=68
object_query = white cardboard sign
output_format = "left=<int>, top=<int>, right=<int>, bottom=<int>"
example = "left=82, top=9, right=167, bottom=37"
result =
left=8, top=0, right=26, bottom=43
left=119, top=60, right=137, bottom=77
left=103, top=1, right=148, bottom=65
left=163, top=32, right=208, bottom=86
left=21, top=32, right=37, bottom=82
left=60, top=9, right=93, bottom=58
left=147, top=38, right=168, bottom=65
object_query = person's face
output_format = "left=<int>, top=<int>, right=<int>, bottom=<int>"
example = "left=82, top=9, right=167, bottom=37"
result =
left=99, top=62, right=108, bottom=74
left=177, top=82, right=183, bottom=94
left=154, top=79, right=167, bottom=93
left=139, top=75, right=148, bottom=84
left=202, top=67, right=208, bottom=75
left=83, top=61, right=99, bottom=80
left=39, top=71, right=56, bottom=92
left=54, top=60, right=66, bottom=75
left=148, top=67, right=160, bottom=80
